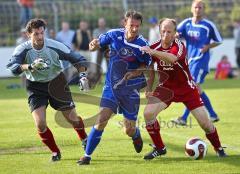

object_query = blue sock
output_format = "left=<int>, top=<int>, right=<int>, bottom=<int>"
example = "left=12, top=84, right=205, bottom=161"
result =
left=201, top=92, right=217, bottom=118
left=181, top=108, right=190, bottom=121
left=132, top=127, right=140, bottom=140
left=85, top=127, right=103, bottom=157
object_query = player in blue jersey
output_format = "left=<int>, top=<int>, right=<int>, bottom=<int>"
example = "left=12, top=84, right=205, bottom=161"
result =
left=171, top=0, right=222, bottom=126
left=77, top=10, right=152, bottom=165
left=7, top=19, right=89, bottom=162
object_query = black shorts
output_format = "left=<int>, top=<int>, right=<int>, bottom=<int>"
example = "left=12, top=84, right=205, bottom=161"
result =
left=26, top=72, right=75, bottom=112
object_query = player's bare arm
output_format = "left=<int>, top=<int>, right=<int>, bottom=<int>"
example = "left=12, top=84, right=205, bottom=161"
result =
left=123, top=64, right=146, bottom=80
left=89, top=39, right=100, bottom=51
left=201, top=42, right=221, bottom=53
left=140, top=46, right=177, bottom=63
left=20, top=64, right=30, bottom=71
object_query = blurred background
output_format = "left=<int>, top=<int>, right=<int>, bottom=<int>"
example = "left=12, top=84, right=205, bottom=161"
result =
left=1, top=0, right=240, bottom=78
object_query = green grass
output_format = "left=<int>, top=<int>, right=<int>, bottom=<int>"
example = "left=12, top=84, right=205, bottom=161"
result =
left=0, top=74, right=240, bottom=174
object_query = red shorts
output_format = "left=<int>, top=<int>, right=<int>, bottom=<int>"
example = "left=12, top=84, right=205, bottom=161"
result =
left=153, top=86, right=204, bottom=111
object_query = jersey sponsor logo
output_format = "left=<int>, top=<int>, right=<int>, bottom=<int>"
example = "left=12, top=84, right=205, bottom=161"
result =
left=159, top=60, right=173, bottom=67
left=187, top=30, right=200, bottom=38
left=159, top=60, right=175, bottom=71
left=163, top=67, right=174, bottom=71
left=119, top=47, right=136, bottom=62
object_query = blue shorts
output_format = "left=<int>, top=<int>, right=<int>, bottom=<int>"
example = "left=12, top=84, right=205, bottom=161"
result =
left=189, top=66, right=208, bottom=84
left=100, top=85, right=140, bottom=121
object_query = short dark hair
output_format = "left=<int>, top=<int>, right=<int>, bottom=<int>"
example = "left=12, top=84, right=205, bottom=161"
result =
left=124, top=10, right=143, bottom=24
left=159, top=18, right=177, bottom=31
left=26, top=18, right=46, bottom=33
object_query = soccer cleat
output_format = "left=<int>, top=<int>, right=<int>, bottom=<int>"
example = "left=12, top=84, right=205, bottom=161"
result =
left=215, top=147, right=227, bottom=157
left=144, top=146, right=167, bottom=160
left=171, top=117, right=187, bottom=126
left=210, top=117, right=220, bottom=123
left=82, top=138, right=87, bottom=150
left=51, top=152, right=61, bottom=162
left=77, top=156, right=91, bottom=165
left=133, top=135, right=143, bottom=153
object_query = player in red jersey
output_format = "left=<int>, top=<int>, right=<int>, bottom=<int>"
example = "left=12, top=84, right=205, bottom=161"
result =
left=140, top=18, right=226, bottom=160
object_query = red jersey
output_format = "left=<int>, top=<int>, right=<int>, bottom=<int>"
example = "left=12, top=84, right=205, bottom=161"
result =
left=151, top=39, right=197, bottom=95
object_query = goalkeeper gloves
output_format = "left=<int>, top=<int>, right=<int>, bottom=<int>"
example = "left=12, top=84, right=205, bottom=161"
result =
left=79, top=72, right=89, bottom=92
left=28, top=58, right=48, bottom=71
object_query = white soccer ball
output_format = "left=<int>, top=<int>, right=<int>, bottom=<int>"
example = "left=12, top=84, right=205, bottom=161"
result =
left=185, top=137, right=207, bottom=160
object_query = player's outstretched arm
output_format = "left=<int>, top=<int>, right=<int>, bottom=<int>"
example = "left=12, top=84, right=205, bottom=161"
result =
left=140, top=46, right=177, bottom=63
left=89, top=39, right=100, bottom=51
left=123, top=64, right=147, bottom=80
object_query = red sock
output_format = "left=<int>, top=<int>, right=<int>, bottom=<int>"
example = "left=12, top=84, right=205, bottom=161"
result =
left=206, top=127, right=222, bottom=150
left=146, top=120, right=165, bottom=150
left=38, top=127, right=60, bottom=153
left=74, top=117, right=87, bottom=141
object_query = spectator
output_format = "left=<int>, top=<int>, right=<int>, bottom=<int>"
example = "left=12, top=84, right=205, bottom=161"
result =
left=16, top=28, right=29, bottom=87
left=148, top=17, right=160, bottom=44
left=17, top=0, right=34, bottom=28
left=93, top=17, right=110, bottom=79
left=48, top=28, right=56, bottom=40
left=56, top=21, right=75, bottom=49
left=72, top=20, right=92, bottom=57
left=215, top=55, right=235, bottom=79
left=56, top=21, right=75, bottom=81
left=72, top=20, right=93, bottom=85
left=16, top=28, right=28, bottom=45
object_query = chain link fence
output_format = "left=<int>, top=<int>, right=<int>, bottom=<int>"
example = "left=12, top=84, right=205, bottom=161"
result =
left=0, top=0, right=238, bottom=46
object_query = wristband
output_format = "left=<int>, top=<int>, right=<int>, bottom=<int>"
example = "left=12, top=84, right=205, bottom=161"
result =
left=28, top=64, right=33, bottom=71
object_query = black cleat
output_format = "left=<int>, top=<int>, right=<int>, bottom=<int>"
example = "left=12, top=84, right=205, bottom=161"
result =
left=144, top=146, right=167, bottom=160
left=133, top=135, right=143, bottom=153
left=77, top=156, right=91, bottom=165
left=82, top=138, right=87, bottom=150
left=216, top=147, right=227, bottom=157
left=51, top=152, right=61, bottom=162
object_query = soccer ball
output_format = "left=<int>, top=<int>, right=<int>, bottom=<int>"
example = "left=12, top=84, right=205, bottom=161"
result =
left=185, top=137, right=207, bottom=160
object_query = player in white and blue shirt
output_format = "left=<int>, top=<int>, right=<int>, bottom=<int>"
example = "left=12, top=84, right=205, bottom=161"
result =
left=100, top=28, right=151, bottom=117
left=77, top=10, right=152, bottom=165
left=172, top=0, right=222, bottom=125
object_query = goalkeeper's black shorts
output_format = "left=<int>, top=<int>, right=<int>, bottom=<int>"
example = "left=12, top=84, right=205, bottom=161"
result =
left=26, top=72, right=75, bottom=112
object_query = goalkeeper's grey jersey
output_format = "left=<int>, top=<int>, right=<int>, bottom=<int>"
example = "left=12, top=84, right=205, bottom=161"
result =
left=7, top=38, right=87, bottom=82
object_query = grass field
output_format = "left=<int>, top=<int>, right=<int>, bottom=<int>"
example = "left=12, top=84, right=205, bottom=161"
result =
left=0, top=74, right=240, bottom=174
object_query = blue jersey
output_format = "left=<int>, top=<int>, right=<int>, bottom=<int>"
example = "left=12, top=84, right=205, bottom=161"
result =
left=99, top=28, right=152, bottom=90
left=177, top=18, right=222, bottom=72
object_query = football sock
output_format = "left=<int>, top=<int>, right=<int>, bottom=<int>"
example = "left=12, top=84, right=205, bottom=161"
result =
left=38, top=127, right=60, bottom=153
left=74, top=117, right=87, bottom=141
left=132, top=127, right=140, bottom=140
left=201, top=92, right=218, bottom=118
left=206, top=127, right=221, bottom=150
left=85, top=127, right=103, bottom=156
left=181, top=108, right=190, bottom=121
left=146, top=120, right=165, bottom=149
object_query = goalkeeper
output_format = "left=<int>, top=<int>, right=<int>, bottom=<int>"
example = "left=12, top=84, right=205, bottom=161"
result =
left=7, top=18, right=89, bottom=162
